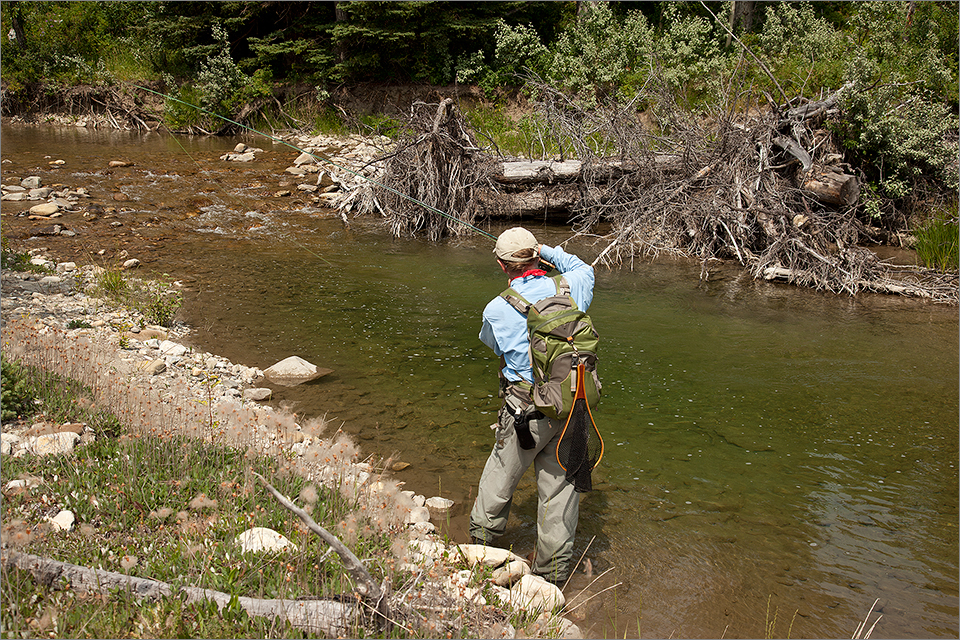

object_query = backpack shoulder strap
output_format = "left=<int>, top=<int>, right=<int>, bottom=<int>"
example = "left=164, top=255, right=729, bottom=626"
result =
left=552, top=275, right=571, bottom=296
left=500, top=287, right=531, bottom=316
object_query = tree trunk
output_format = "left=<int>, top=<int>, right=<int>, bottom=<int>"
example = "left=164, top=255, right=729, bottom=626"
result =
left=9, top=3, right=27, bottom=49
left=802, top=168, right=860, bottom=206
left=727, top=1, right=756, bottom=47
left=334, top=2, right=348, bottom=65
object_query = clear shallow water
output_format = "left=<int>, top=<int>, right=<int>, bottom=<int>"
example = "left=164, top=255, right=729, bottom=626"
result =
left=3, top=124, right=957, bottom=638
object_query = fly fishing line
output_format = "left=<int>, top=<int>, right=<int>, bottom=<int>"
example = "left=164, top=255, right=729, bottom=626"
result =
left=134, top=85, right=498, bottom=242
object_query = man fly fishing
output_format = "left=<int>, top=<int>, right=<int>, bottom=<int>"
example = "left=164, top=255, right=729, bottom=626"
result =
left=469, top=227, right=597, bottom=587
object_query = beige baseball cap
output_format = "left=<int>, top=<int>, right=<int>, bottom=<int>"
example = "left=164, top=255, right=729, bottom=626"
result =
left=494, top=227, right=538, bottom=261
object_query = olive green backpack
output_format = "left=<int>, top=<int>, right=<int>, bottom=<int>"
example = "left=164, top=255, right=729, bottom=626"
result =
left=500, top=276, right=601, bottom=420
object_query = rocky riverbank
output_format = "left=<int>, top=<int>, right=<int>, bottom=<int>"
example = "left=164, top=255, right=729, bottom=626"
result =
left=0, top=254, right=583, bottom=638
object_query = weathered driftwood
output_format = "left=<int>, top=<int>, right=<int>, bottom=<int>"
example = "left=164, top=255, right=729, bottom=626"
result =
left=488, top=153, right=857, bottom=217
left=802, top=168, right=860, bottom=206
left=491, top=155, right=688, bottom=187
left=368, top=83, right=952, bottom=302
left=780, top=83, right=852, bottom=124
left=763, top=264, right=957, bottom=299
left=254, top=472, right=391, bottom=629
left=494, top=160, right=583, bottom=184
left=1, top=549, right=358, bottom=637
left=772, top=136, right=813, bottom=172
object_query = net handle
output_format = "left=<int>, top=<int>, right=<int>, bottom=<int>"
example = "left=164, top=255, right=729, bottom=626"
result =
left=556, top=362, right=604, bottom=471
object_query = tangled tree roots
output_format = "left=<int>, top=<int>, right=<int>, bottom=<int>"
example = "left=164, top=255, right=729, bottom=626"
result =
left=373, top=99, right=501, bottom=240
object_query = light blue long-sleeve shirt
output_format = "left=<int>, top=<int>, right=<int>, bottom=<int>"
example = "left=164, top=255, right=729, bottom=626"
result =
left=479, top=244, right=595, bottom=385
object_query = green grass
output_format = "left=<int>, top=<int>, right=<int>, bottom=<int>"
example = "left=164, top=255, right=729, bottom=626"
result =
left=0, top=359, right=400, bottom=639
left=463, top=103, right=619, bottom=159
left=93, top=266, right=183, bottom=327
left=0, top=241, right=51, bottom=274
left=914, top=208, right=959, bottom=272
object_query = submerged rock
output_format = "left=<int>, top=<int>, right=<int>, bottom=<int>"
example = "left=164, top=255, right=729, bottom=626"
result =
left=263, top=355, right=332, bottom=386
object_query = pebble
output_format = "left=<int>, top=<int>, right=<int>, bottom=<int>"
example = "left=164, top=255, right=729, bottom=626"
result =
left=47, top=509, right=76, bottom=532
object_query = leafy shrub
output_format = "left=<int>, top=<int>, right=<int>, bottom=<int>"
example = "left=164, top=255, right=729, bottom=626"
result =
left=457, top=20, right=549, bottom=99
left=824, top=2, right=959, bottom=205
left=756, top=2, right=846, bottom=94
left=1, top=356, right=36, bottom=422
left=836, top=68, right=959, bottom=200
left=136, top=281, right=183, bottom=328
left=653, top=4, right=730, bottom=102
left=547, top=3, right=655, bottom=104
left=197, top=23, right=248, bottom=116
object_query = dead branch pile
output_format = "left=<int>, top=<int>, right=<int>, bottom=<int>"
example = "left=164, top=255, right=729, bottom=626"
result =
left=531, top=81, right=957, bottom=302
left=368, top=83, right=957, bottom=303
left=373, top=98, right=501, bottom=240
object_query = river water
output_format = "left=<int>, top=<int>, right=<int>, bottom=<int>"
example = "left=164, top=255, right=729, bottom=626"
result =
left=2, top=124, right=957, bottom=639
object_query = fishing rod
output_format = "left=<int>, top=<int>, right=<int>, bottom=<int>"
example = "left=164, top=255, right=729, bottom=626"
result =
left=134, top=85, right=499, bottom=242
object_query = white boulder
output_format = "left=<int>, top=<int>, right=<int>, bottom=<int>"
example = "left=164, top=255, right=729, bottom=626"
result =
left=1, top=433, right=21, bottom=455
left=29, top=432, right=80, bottom=456
left=47, top=509, right=76, bottom=532
left=405, top=505, right=431, bottom=525
left=492, top=558, right=532, bottom=586
left=235, top=527, right=297, bottom=553
left=263, top=356, right=332, bottom=386
left=29, top=202, right=60, bottom=216
left=158, top=340, right=188, bottom=357
left=454, top=543, right=525, bottom=568
left=510, top=574, right=565, bottom=612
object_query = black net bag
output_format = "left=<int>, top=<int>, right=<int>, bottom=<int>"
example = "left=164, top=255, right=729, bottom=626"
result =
left=556, top=363, right=604, bottom=492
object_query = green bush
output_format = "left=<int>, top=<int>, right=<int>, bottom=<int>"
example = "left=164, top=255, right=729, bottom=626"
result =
left=136, top=280, right=183, bottom=328
left=197, top=23, right=247, bottom=116
left=1, top=356, right=36, bottom=422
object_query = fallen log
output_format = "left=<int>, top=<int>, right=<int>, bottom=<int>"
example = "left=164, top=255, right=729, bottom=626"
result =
left=802, top=167, right=860, bottom=206
left=495, top=160, right=583, bottom=184
left=479, top=184, right=581, bottom=216
left=491, top=155, right=684, bottom=186
left=1, top=549, right=358, bottom=637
